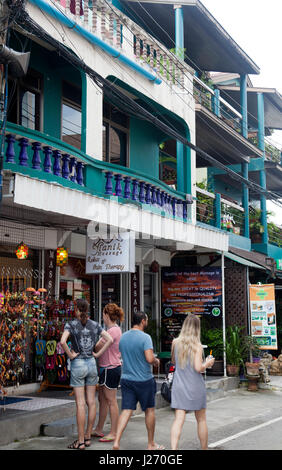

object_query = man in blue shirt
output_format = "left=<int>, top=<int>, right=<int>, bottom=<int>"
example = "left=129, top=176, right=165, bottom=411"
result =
left=113, top=312, right=164, bottom=450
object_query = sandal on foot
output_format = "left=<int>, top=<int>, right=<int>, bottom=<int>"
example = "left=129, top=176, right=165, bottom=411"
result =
left=84, top=437, right=91, bottom=447
left=67, top=440, right=85, bottom=450
left=92, top=431, right=104, bottom=438
left=99, top=436, right=115, bottom=442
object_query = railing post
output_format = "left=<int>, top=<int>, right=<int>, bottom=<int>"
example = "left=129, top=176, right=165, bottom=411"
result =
left=62, top=154, right=70, bottom=179
left=19, top=138, right=29, bottom=166
left=215, top=192, right=221, bottom=229
left=105, top=171, right=113, bottom=195
left=43, top=146, right=52, bottom=173
left=213, top=89, right=221, bottom=118
left=32, top=142, right=41, bottom=170
left=5, top=134, right=16, bottom=163
left=240, top=74, right=248, bottom=138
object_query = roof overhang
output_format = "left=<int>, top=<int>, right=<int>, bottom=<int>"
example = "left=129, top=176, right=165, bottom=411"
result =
left=122, top=0, right=260, bottom=74
left=218, top=86, right=282, bottom=130
left=195, top=104, right=263, bottom=167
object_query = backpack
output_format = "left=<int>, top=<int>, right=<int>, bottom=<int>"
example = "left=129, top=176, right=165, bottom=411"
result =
left=160, top=363, right=175, bottom=403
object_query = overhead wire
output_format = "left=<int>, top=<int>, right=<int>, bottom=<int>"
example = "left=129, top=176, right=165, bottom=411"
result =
left=13, top=4, right=282, bottom=210
left=17, top=7, right=282, bottom=208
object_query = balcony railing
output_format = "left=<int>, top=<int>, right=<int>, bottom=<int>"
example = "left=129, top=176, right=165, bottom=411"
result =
left=193, top=76, right=243, bottom=134
left=50, top=0, right=191, bottom=89
left=196, top=186, right=245, bottom=236
left=3, top=123, right=192, bottom=223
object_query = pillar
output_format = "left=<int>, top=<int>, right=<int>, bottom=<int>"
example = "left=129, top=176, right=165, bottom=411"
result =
left=257, top=92, right=268, bottom=244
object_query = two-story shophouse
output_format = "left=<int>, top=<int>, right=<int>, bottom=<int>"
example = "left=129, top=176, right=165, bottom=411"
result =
left=0, top=0, right=281, bottom=383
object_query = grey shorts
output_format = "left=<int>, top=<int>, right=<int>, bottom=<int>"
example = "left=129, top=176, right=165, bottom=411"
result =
left=70, top=357, right=98, bottom=387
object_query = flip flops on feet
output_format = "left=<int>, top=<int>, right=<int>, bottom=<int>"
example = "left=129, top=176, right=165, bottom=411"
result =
left=99, top=436, right=115, bottom=442
left=92, top=431, right=105, bottom=438
left=67, top=440, right=85, bottom=450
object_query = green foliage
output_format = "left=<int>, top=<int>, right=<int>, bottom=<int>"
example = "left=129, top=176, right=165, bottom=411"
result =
left=201, top=326, right=224, bottom=360
left=225, top=326, right=245, bottom=366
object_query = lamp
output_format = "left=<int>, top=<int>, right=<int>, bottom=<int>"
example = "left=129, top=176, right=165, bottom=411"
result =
left=56, top=247, right=68, bottom=266
left=15, top=242, right=28, bottom=260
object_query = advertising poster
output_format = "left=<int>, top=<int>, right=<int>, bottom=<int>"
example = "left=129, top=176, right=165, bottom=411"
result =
left=161, top=268, right=222, bottom=350
left=249, top=284, right=278, bottom=350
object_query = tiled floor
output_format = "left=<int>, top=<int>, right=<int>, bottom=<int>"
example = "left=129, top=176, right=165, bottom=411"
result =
left=0, top=395, right=73, bottom=411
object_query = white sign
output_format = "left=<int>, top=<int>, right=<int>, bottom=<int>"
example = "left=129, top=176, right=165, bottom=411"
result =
left=86, top=232, right=135, bottom=274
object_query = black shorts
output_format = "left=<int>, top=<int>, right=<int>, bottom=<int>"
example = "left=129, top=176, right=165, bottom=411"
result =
left=99, top=366, right=121, bottom=389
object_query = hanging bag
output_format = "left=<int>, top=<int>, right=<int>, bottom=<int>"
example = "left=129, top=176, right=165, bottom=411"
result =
left=160, top=363, right=175, bottom=403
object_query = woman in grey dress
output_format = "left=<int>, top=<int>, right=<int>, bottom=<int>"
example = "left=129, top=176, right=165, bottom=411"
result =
left=170, top=314, right=215, bottom=450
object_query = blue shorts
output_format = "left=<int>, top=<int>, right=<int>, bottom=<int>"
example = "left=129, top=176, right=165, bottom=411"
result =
left=120, top=378, right=157, bottom=411
left=70, top=357, right=98, bottom=387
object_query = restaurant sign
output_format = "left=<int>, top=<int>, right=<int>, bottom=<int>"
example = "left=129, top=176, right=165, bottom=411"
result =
left=86, top=232, right=135, bottom=274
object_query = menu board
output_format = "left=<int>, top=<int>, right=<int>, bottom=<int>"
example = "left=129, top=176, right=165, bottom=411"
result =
left=249, top=284, right=278, bottom=350
left=161, top=268, right=222, bottom=350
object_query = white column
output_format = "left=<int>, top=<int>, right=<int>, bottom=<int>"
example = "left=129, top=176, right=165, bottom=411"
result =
left=86, top=75, right=103, bottom=160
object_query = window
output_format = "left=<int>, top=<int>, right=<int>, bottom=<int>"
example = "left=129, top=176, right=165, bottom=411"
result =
left=62, top=81, right=82, bottom=150
left=103, top=101, right=129, bottom=166
left=7, top=69, right=42, bottom=131
left=159, top=139, right=177, bottom=189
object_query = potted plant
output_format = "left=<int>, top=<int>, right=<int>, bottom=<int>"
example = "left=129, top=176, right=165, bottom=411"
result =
left=201, top=327, right=224, bottom=376
left=249, top=207, right=264, bottom=243
left=225, top=326, right=245, bottom=376
left=196, top=180, right=214, bottom=224
left=243, top=335, right=262, bottom=391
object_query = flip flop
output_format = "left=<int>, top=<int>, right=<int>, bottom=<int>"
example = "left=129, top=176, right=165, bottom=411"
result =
left=149, top=444, right=165, bottom=450
left=99, top=436, right=115, bottom=442
left=92, top=431, right=105, bottom=438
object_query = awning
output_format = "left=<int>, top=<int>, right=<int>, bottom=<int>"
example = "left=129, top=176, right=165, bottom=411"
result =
left=223, top=251, right=266, bottom=270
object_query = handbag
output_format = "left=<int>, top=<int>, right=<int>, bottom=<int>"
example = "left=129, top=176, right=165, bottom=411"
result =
left=160, top=363, right=175, bottom=403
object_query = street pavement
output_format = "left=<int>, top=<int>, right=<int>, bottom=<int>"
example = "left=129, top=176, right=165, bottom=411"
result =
left=1, top=387, right=282, bottom=451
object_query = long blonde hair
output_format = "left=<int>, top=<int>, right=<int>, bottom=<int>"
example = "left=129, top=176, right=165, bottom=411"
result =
left=174, top=314, right=201, bottom=369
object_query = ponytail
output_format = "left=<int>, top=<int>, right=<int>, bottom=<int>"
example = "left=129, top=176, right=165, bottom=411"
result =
left=76, top=299, right=89, bottom=326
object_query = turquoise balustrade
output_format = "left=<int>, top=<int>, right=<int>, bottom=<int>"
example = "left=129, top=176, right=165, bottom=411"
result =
left=3, top=123, right=193, bottom=222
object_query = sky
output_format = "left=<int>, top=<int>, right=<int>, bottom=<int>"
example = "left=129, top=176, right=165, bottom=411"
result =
left=201, top=0, right=282, bottom=222
left=201, top=0, right=282, bottom=148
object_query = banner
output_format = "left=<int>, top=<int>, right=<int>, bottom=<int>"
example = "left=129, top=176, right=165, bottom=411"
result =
left=161, top=268, right=222, bottom=350
left=249, top=284, right=278, bottom=350
left=86, top=232, right=135, bottom=274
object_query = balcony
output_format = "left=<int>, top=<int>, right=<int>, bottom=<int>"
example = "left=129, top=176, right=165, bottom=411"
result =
left=47, top=0, right=191, bottom=90
left=3, top=123, right=192, bottom=223
left=196, top=186, right=250, bottom=250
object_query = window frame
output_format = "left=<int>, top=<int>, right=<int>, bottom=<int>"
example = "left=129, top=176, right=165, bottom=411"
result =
left=61, top=80, right=82, bottom=150
left=102, top=102, right=130, bottom=167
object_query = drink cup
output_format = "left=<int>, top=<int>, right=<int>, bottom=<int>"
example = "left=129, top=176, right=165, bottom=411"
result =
left=206, top=350, right=214, bottom=369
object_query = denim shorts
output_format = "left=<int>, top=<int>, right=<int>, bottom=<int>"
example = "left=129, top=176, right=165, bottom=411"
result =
left=121, top=378, right=157, bottom=411
left=70, top=357, right=98, bottom=387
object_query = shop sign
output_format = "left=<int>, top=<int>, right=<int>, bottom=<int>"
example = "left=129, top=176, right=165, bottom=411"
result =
left=131, top=266, right=140, bottom=315
left=276, top=259, right=282, bottom=271
left=44, top=250, right=57, bottom=299
left=249, top=284, right=278, bottom=350
left=86, top=232, right=135, bottom=274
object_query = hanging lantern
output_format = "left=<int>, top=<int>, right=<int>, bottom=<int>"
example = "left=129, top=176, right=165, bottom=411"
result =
left=15, top=242, right=29, bottom=260
left=56, top=247, right=68, bottom=266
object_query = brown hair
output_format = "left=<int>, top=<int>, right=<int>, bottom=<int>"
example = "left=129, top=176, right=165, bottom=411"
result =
left=76, top=299, right=89, bottom=326
left=104, top=303, right=124, bottom=323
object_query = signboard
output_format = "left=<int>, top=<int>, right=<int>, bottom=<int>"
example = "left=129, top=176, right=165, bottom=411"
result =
left=86, top=232, right=135, bottom=274
left=161, top=268, right=222, bottom=350
left=131, top=266, right=140, bottom=316
left=249, top=284, right=278, bottom=350
left=276, top=259, right=282, bottom=271
left=44, top=249, right=57, bottom=299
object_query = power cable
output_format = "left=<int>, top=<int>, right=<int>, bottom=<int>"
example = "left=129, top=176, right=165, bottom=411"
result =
left=17, top=8, right=282, bottom=210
